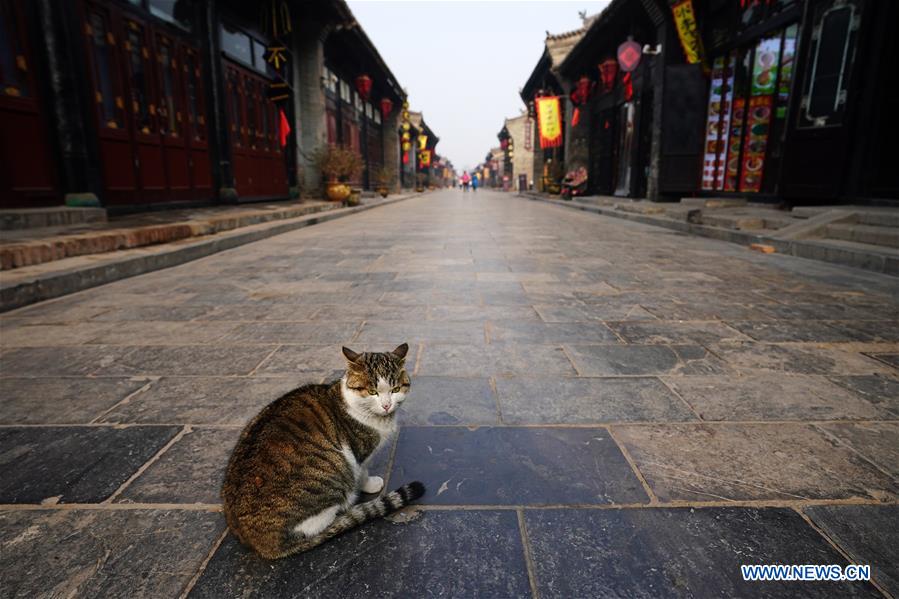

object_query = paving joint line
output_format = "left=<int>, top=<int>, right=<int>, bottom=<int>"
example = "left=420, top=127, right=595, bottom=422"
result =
left=516, top=508, right=541, bottom=599
left=605, top=425, right=659, bottom=505
left=103, top=425, right=191, bottom=504
left=179, top=527, right=229, bottom=599
left=89, top=377, right=159, bottom=424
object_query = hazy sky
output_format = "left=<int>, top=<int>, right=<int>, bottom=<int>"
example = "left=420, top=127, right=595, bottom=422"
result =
left=347, top=1, right=610, bottom=171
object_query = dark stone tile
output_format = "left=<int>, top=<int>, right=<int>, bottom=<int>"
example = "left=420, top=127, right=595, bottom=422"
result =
left=199, top=302, right=322, bottom=321
left=822, top=321, right=899, bottom=342
left=219, top=322, right=361, bottom=344
left=0, top=509, right=224, bottom=598
left=90, top=305, right=216, bottom=321
left=356, top=321, right=485, bottom=345
left=313, top=304, right=429, bottom=322
left=663, top=375, right=891, bottom=421
left=713, top=342, right=890, bottom=375
left=828, top=375, right=899, bottom=417
left=612, top=423, right=899, bottom=502
left=804, top=505, right=899, bottom=597
left=0, top=426, right=180, bottom=503
left=566, top=344, right=728, bottom=376
left=496, top=377, right=696, bottom=424
left=609, top=321, right=748, bottom=344
left=117, top=428, right=239, bottom=504
left=816, top=422, right=899, bottom=477
left=83, top=321, right=240, bottom=345
left=98, top=376, right=305, bottom=425
left=0, top=346, right=134, bottom=377
left=0, top=377, right=149, bottom=424
left=254, top=345, right=348, bottom=375
left=525, top=508, right=881, bottom=598
left=96, top=346, right=277, bottom=376
left=727, top=320, right=858, bottom=343
left=865, top=353, right=899, bottom=370
left=428, top=305, right=540, bottom=322
left=190, top=510, right=531, bottom=599
left=400, top=376, right=499, bottom=425
left=489, top=320, right=619, bottom=344
left=391, top=426, right=648, bottom=505
left=417, top=343, right=577, bottom=377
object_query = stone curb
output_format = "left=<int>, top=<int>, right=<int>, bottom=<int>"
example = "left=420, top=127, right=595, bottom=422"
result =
left=0, top=193, right=422, bottom=312
left=519, top=193, right=898, bottom=277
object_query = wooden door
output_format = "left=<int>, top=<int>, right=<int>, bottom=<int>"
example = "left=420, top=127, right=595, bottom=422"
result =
left=182, top=46, right=211, bottom=194
left=0, top=0, right=58, bottom=206
left=154, top=32, right=189, bottom=202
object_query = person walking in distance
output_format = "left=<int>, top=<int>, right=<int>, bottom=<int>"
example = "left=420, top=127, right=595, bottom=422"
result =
left=471, top=174, right=479, bottom=192
left=461, top=171, right=471, bottom=192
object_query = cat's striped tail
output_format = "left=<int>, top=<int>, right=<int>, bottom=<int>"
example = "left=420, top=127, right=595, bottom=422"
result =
left=278, top=481, right=425, bottom=558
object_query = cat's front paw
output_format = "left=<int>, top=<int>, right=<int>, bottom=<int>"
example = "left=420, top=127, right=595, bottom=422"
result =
left=362, top=475, right=384, bottom=494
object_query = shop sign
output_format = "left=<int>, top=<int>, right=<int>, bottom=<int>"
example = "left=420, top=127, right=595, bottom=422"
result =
left=617, top=39, right=642, bottom=72
left=419, top=150, right=431, bottom=167
left=535, top=96, right=562, bottom=149
left=671, top=0, right=706, bottom=67
left=524, top=118, right=532, bottom=151
left=263, top=45, right=288, bottom=71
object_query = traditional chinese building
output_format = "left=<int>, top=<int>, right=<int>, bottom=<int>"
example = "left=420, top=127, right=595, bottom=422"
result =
left=0, top=0, right=409, bottom=211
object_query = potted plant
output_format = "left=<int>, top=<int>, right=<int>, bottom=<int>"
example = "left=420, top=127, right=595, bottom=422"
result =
left=314, top=145, right=361, bottom=202
left=373, top=166, right=394, bottom=198
left=415, top=173, right=426, bottom=193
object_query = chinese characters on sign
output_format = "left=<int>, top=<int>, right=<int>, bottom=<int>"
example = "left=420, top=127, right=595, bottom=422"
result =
left=536, top=96, right=562, bottom=149
left=671, top=0, right=707, bottom=68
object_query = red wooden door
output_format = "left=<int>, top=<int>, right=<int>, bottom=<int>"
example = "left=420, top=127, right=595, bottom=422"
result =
left=182, top=46, right=211, bottom=194
left=154, top=31, right=190, bottom=202
left=0, top=0, right=58, bottom=207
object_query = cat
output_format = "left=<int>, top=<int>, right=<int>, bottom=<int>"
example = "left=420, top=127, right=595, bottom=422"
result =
left=221, top=343, right=425, bottom=559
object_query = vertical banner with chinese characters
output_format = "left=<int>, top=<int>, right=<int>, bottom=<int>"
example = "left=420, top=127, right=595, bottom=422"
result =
left=536, top=96, right=563, bottom=149
left=524, top=118, right=533, bottom=151
left=418, top=150, right=431, bottom=167
left=671, top=0, right=707, bottom=69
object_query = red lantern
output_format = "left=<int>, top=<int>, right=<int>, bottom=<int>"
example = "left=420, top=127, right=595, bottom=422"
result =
left=599, top=59, right=618, bottom=93
left=571, top=76, right=593, bottom=105
left=355, top=74, right=372, bottom=101
left=380, top=97, right=393, bottom=119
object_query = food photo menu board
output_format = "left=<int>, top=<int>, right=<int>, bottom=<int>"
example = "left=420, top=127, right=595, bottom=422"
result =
left=701, top=55, right=735, bottom=191
left=739, top=35, right=781, bottom=192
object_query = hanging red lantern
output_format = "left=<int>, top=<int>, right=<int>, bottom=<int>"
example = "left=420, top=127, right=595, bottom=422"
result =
left=355, top=74, right=372, bottom=101
left=622, top=72, right=634, bottom=101
left=599, top=59, right=618, bottom=93
left=380, top=97, right=393, bottom=119
left=571, top=108, right=581, bottom=127
left=571, top=76, right=593, bottom=105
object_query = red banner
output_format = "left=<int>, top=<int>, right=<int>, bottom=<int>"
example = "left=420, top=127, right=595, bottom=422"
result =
left=536, top=96, right=562, bottom=149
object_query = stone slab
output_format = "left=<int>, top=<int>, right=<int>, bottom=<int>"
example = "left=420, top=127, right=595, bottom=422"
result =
left=399, top=376, right=499, bottom=425
left=816, top=422, right=899, bottom=477
left=712, top=342, right=889, bottom=375
left=417, top=343, right=577, bottom=377
left=804, top=505, right=899, bottom=597
left=827, top=375, right=899, bottom=417
left=0, top=377, right=149, bottom=424
left=495, top=377, right=696, bottom=424
left=219, top=322, right=362, bottom=344
left=0, top=346, right=133, bottom=377
left=355, top=320, right=486, bottom=345
left=565, top=344, right=728, bottom=376
left=0, top=509, right=224, bottom=598
left=525, top=507, right=881, bottom=598
left=96, top=345, right=277, bottom=376
left=0, top=426, right=180, bottom=503
left=390, top=426, right=649, bottom=505
left=608, top=320, right=748, bottom=344
left=611, top=423, right=899, bottom=502
left=662, top=375, right=892, bottom=421
left=488, top=320, right=619, bottom=344
left=190, top=510, right=531, bottom=598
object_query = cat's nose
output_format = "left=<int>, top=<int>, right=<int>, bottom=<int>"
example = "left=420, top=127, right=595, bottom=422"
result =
left=381, top=403, right=391, bottom=412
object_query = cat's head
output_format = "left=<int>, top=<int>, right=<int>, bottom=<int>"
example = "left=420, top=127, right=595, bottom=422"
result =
left=340, top=343, right=411, bottom=417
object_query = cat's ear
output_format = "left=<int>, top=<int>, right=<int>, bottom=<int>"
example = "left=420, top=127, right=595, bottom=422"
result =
left=392, top=343, right=409, bottom=360
left=342, top=346, right=361, bottom=364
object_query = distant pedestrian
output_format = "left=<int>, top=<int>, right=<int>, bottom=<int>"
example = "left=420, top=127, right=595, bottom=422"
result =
left=472, top=175, right=479, bottom=192
left=461, top=171, right=471, bottom=192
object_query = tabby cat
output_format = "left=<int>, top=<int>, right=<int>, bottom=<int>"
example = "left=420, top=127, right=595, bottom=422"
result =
left=222, top=343, right=425, bottom=559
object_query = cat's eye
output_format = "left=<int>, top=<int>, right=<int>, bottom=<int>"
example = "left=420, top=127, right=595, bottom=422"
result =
left=368, top=389, right=378, bottom=396
left=391, top=386, right=401, bottom=393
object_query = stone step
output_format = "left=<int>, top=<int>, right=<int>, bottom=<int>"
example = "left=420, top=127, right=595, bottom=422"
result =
left=680, top=197, right=748, bottom=209
left=854, top=211, right=899, bottom=227
left=0, top=207, right=107, bottom=230
left=823, top=222, right=899, bottom=248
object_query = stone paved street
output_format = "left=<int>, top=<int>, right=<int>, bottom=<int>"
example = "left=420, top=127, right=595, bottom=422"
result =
left=1, top=189, right=897, bottom=598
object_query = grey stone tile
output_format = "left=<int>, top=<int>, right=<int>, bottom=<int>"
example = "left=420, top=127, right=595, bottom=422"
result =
left=816, top=422, right=899, bottom=477
left=428, top=304, right=541, bottom=322
left=198, top=302, right=321, bottom=321
left=117, top=427, right=239, bottom=504
left=0, top=377, right=149, bottom=424
left=488, top=320, right=619, bottom=344
left=713, top=342, right=890, bottom=375
left=865, top=353, right=899, bottom=370
left=190, top=510, right=531, bottom=598
left=0, top=509, right=224, bottom=598
left=828, top=375, right=899, bottom=417
left=96, top=346, right=276, bottom=376
left=0, top=346, right=133, bottom=377
left=525, top=508, right=881, bottom=599
left=312, top=303, right=429, bottom=321
left=254, top=345, right=349, bottom=375
left=612, top=423, right=899, bottom=502
left=84, top=321, right=240, bottom=345
left=496, top=377, right=696, bottom=424
left=417, top=343, right=577, bottom=377
left=219, top=322, right=361, bottom=344
left=0, top=322, right=113, bottom=346
left=399, top=376, right=499, bottom=425
left=90, top=305, right=216, bottom=321
left=390, top=426, right=648, bottom=505
left=566, top=344, right=728, bottom=376
left=98, top=376, right=305, bottom=425
left=609, top=321, right=748, bottom=344
left=356, top=320, right=485, bottom=345
left=663, top=375, right=892, bottom=421
left=727, top=320, right=859, bottom=343
left=0, top=426, right=180, bottom=503
left=804, top=505, right=899, bottom=597
left=819, top=320, right=899, bottom=342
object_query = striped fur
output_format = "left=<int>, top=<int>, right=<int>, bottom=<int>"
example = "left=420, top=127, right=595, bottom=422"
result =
left=222, top=344, right=423, bottom=560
